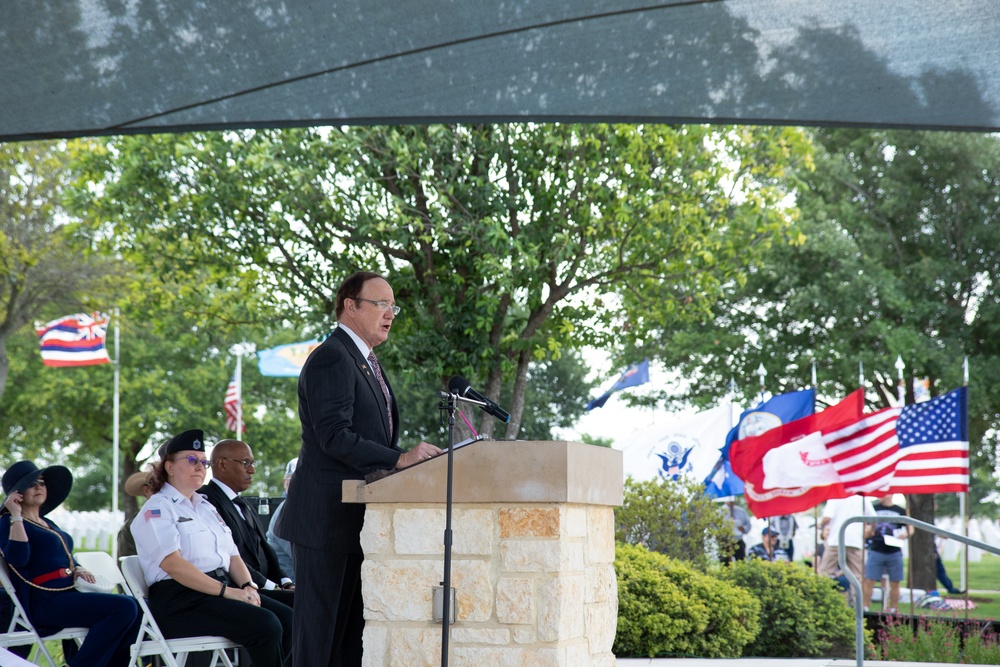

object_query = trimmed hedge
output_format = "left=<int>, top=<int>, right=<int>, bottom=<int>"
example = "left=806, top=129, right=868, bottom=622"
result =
left=717, top=558, right=856, bottom=658
left=614, top=542, right=760, bottom=658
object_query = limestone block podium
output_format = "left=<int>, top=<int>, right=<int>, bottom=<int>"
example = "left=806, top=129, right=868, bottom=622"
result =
left=343, top=439, right=623, bottom=667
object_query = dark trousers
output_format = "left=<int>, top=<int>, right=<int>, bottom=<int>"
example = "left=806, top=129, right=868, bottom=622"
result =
left=936, top=554, right=960, bottom=593
left=28, top=589, right=141, bottom=667
left=261, top=587, right=295, bottom=608
left=291, top=544, right=363, bottom=667
left=149, top=579, right=292, bottom=667
left=721, top=538, right=746, bottom=564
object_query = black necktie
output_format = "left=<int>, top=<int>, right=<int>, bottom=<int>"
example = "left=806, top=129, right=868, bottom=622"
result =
left=232, top=496, right=257, bottom=530
left=233, top=495, right=268, bottom=573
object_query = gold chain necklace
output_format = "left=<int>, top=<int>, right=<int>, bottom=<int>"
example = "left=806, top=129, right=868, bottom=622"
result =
left=1, top=516, right=76, bottom=592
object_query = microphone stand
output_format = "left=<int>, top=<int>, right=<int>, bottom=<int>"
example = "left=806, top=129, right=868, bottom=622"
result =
left=439, top=391, right=457, bottom=667
left=437, top=391, right=491, bottom=667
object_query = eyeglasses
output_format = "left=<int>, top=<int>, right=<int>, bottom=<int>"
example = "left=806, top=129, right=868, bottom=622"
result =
left=172, top=455, right=212, bottom=467
left=220, top=457, right=257, bottom=470
left=354, top=297, right=400, bottom=316
left=32, top=479, right=46, bottom=488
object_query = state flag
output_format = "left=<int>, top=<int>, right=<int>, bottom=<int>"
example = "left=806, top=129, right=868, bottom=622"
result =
left=35, top=312, right=112, bottom=367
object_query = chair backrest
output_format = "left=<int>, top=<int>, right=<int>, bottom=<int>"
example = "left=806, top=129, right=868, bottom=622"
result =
left=74, top=551, right=126, bottom=591
left=0, top=557, right=25, bottom=635
left=0, top=555, right=86, bottom=667
left=118, top=555, right=149, bottom=598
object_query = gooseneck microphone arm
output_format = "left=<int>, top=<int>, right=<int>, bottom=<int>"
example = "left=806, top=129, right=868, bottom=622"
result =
left=447, top=375, right=511, bottom=423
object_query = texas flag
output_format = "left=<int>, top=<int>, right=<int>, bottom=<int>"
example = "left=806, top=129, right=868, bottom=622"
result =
left=35, top=312, right=112, bottom=367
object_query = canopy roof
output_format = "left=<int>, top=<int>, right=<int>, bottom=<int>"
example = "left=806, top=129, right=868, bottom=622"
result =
left=2, top=0, right=999, bottom=141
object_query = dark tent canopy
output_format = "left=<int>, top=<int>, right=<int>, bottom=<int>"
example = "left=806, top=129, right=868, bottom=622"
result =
left=2, top=0, right=999, bottom=141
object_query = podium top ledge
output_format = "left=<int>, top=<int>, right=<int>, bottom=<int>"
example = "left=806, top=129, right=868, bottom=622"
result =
left=344, top=439, right=622, bottom=506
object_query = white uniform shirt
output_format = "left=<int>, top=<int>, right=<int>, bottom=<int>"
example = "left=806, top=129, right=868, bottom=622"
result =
left=822, top=496, right=875, bottom=549
left=130, top=482, right=240, bottom=586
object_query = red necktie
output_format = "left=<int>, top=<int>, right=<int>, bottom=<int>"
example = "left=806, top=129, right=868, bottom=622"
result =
left=367, top=351, right=393, bottom=436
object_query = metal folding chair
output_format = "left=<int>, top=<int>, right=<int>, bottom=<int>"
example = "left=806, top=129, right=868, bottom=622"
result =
left=118, top=555, right=238, bottom=667
left=0, top=556, right=88, bottom=667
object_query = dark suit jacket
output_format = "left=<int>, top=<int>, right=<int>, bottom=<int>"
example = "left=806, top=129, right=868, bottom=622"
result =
left=273, top=326, right=403, bottom=553
left=200, top=480, right=290, bottom=587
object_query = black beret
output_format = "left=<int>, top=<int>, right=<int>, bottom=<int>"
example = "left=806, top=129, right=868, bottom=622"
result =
left=162, top=429, right=206, bottom=457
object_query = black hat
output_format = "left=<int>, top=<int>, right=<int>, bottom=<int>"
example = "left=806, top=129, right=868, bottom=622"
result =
left=2, top=461, right=73, bottom=516
left=161, top=429, right=206, bottom=458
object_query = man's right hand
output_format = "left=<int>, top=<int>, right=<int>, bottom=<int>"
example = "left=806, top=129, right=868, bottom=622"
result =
left=396, top=442, right=444, bottom=469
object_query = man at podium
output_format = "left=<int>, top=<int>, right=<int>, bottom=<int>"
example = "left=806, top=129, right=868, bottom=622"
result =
left=273, top=270, right=441, bottom=667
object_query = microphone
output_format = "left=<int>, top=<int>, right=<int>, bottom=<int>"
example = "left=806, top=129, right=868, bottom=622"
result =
left=448, top=375, right=511, bottom=423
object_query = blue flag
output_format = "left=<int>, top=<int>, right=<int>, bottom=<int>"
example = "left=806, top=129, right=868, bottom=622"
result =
left=703, top=388, right=816, bottom=498
left=703, top=457, right=745, bottom=498
left=586, top=359, right=650, bottom=410
left=257, top=339, right=320, bottom=377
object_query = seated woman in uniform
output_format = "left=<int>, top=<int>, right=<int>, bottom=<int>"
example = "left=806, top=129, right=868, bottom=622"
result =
left=130, top=429, right=292, bottom=666
left=1, top=461, right=141, bottom=667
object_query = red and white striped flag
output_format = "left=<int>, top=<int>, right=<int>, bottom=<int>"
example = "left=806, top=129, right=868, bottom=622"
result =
left=731, top=387, right=968, bottom=516
left=224, top=366, right=244, bottom=435
left=826, top=386, right=968, bottom=495
left=35, top=312, right=112, bottom=367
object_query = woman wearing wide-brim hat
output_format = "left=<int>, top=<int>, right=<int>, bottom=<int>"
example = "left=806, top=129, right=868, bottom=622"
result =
left=1, top=460, right=141, bottom=667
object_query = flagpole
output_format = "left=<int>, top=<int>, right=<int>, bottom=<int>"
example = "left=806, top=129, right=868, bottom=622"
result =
left=961, top=356, right=969, bottom=595
left=756, top=363, right=767, bottom=403
left=894, top=355, right=915, bottom=616
left=112, top=308, right=120, bottom=560
left=235, top=353, right=243, bottom=437
left=811, top=359, right=818, bottom=572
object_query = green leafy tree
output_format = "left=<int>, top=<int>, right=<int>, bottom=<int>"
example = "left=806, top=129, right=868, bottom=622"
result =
left=76, top=124, right=811, bottom=442
left=0, top=140, right=121, bottom=400
left=0, top=290, right=302, bottom=516
left=615, top=476, right=734, bottom=571
left=653, top=129, right=1000, bottom=589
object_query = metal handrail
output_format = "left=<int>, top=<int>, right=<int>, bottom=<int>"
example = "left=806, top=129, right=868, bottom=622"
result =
left=838, top=515, right=1000, bottom=667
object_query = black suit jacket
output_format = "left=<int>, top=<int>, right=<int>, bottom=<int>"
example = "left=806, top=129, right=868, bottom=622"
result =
left=273, top=326, right=403, bottom=553
left=200, top=480, right=289, bottom=587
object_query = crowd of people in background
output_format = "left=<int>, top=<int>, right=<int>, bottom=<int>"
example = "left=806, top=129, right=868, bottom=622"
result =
left=720, top=492, right=969, bottom=613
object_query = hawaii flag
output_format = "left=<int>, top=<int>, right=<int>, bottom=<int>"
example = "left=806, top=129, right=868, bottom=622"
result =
left=731, top=387, right=969, bottom=517
left=35, top=312, right=111, bottom=367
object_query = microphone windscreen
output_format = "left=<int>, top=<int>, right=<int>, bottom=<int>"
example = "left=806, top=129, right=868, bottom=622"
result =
left=448, top=375, right=471, bottom=394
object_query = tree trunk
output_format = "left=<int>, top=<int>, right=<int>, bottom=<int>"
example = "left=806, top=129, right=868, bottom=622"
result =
left=119, top=439, right=144, bottom=518
left=503, top=348, right=532, bottom=440
left=908, top=493, right=937, bottom=591
left=0, top=339, right=8, bottom=403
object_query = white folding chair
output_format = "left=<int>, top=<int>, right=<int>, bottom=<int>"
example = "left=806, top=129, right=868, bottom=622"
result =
left=118, top=556, right=238, bottom=667
left=0, top=556, right=88, bottom=667
left=74, top=551, right=127, bottom=594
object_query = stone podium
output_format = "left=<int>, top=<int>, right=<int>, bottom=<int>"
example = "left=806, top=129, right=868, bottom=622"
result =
left=343, top=439, right=623, bottom=667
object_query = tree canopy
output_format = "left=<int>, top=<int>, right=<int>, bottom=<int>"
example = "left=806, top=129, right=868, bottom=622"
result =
left=77, top=123, right=811, bottom=437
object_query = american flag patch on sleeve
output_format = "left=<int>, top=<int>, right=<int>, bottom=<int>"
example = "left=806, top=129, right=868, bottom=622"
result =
left=144, top=509, right=162, bottom=521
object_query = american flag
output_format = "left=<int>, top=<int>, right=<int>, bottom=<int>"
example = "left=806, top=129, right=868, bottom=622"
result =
left=224, top=371, right=244, bottom=434
left=825, top=386, right=968, bottom=494
left=35, top=312, right=112, bottom=367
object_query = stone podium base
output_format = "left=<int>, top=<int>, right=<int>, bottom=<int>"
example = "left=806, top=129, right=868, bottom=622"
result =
left=359, top=502, right=618, bottom=667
